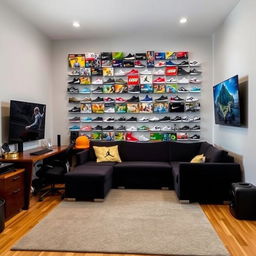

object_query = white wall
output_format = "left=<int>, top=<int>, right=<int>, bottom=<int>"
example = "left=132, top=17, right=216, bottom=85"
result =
left=213, top=0, right=256, bottom=182
left=0, top=2, right=53, bottom=150
left=52, top=35, right=213, bottom=145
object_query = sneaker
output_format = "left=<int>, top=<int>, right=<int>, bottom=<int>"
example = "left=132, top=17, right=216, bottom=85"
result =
left=126, top=69, right=139, bottom=75
left=135, top=53, right=147, bottom=60
left=80, top=97, right=91, bottom=102
left=155, top=95, right=168, bottom=102
left=149, top=117, right=159, bottom=122
left=92, top=117, right=103, bottom=122
left=69, top=125, right=80, bottom=130
left=92, top=78, right=103, bottom=84
left=134, top=60, right=145, bottom=68
left=179, top=125, right=190, bottom=131
left=153, top=69, right=165, bottom=75
left=190, top=68, right=202, bottom=75
left=92, top=97, right=104, bottom=102
left=178, top=87, right=189, bottom=92
left=115, top=97, right=126, bottom=103
left=69, top=106, right=80, bottom=112
left=161, top=126, right=172, bottom=131
left=115, top=78, right=127, bottom=84
left=67, top=87, right=79, bottom=93
left=193, top=116, right=200, bottom=122
left=170, top=96, right=184, bottom=102
left=92, top=87, right=103, bottom=93
left=127, top=96, right=139, bottom=102
left=124, top=53, right=135, bottom=60
left=150, top=126, right=161, bottom=131
left=126, top=126, right=137, bottom=131
left=138, top=135, right=150, bottom=141
left=138, top=125, right=149, bottom=131
left=115, top=69, right=126, bottom=76
left=189, top=60, right=200, bottom=67
left=116, top=116, right=126, bottom=122
left=178, top=61, right=189, bottom=66
left=171, top=116, right=182, bottom=122
left=178, top=78, right=189, bottom=84
left=103, top=126, right=114, bottom=131
left=189, top=134, right=200, bottom=140
left=105, top=108, right=115, bottom=113
left=128, top=85, right=140, bottom=93
left=177, top=133, right=188, bottom=140
left=159, top=116, right=171, bottom=122
left=104, top=97, right=115, bottom=102
left=104, top=78, right=115, bottom=84
left=80, top=87, right=91, bottom=94
left=190, top=87, right=201, bottom=92
left=68, top=78, right=80, bottom=84
left=153, top=77, right=165, bottom=83
left=165, top=60, right=177, bottom=66
left=140, top=95, right=153, bottom=102
left=155, top=61, right=166, bottom=67
left=80, top=125, right=92, bottom=131
left=186, top=97, right=198, bottom=102
left=81, top=117, right=93, bottom=122
left=190, top=78, right=201, bottom=84
left=177, top=67, right=189, bottom=76
left=126, top=132, right=138, bottom=141
left=116, top=125, right=126, bottom=131
left=166, top=77, right=177, bottom=83
left=127, top=117, right=137, bottom=122
left=68, top=70, right=80, bottom=76
left=139, top=117, right=149, bottom=122
left=140, top=69, right=152, bottom=75
left=69, top=116, right=80, bottom=122
left=69, top=97, right=80, bottom=103
left=93, top=125, right=103, bottom=130
left=104, top=117, right=115, bottom=122
left=182, top=116, right=190, bottom=122
left=191, top=125, right=200, bottom=130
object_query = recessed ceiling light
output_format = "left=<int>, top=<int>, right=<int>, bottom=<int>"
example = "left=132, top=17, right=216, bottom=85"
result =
left=73, top=21, right=80, bottom=28
left=179, top=17, right=187, bottom=24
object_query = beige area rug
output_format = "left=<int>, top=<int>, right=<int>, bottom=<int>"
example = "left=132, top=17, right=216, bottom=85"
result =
left=12, top=189, right=229, bottom=256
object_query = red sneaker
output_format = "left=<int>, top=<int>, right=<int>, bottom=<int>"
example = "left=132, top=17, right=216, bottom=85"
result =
left=115, top=97, right=126, bottom=102
left=126, top=132, right=138, bottom=141
left=126, top=69, right=139, bottom=75
left=153, top=77, right=165, bottom=83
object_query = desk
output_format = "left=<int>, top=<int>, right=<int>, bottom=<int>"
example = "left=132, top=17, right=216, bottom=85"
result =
left=0, top=146, right=68, bottom=210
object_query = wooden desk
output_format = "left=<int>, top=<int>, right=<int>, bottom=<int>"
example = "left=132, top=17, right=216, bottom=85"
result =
left=0, top=146, right=68, bottom=210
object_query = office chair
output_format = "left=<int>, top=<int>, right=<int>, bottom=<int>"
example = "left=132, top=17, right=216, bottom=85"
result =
left=33, top=143, right=74, bottom=201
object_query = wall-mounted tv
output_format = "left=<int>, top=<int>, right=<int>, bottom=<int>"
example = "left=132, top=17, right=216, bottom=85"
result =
left=213, top=75, right=241, bottom=127
left=9, top=100, right=46, bottom=144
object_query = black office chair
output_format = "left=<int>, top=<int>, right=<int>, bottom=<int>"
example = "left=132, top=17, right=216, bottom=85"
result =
left=32, top=143, right=74, bottom=201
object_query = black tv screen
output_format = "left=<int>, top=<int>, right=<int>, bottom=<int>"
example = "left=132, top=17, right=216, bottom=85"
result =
left=213, top=75, right=241, bottom=126
left=9, top=100, right=46, bottom=143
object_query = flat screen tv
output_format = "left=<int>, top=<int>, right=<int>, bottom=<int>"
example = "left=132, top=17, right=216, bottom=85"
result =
left=213, top=75, right=241, bottom=126
left=9, top=100, right=46, bottom=144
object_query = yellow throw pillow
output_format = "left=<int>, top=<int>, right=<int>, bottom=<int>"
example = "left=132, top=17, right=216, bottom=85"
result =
left=93, top=145, right=122, bottom=163
left=190, top=154, right=205, bottom=163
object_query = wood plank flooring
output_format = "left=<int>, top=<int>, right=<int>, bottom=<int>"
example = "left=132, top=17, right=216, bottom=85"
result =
left=1, top=194, right=256, bottom=256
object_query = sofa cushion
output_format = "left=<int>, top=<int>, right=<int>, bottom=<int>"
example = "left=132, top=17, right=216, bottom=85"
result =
left=115, top=161, right=171, bottom=168
left=169, top=142, right=201, bottom=162
left=79, top=161, right=117, bottom=167
left=204, top=146, right=228, bottom=162
left=70, top=165, right=113, bottom=177
left=198, top=141, right=212, bottom=155
left=121, top=142, right=169, bottom=162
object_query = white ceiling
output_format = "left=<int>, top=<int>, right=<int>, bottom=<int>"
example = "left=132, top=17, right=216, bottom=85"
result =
left=3, top=0, right=240, bottom=40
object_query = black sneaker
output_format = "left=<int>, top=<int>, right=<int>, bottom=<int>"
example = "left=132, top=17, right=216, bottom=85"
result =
left=159, top=116, right=171, bottom=122
left=124, top=53, right=135, bottom=60
left=116, top=117, right=126, bottom=122
left=69, top=106, right=80, bottom=112
left=128, top=85, right=140, bottom=93
left=92, top=87, right=103, bottom=93
left=190, top=68, right=202, bottom=75
left=178, top=87, right=188, bottom=92
left=155, top=95, right=168, bottom=102
left=178, top=61, right=189, bottom=66
left=68, top=78, right=80, bottom=84
left=127, top=96, right=139, bottom=102
left=103, top=126, right=114, bottom=130
left=105, top=117, right=115, bottom=122
left=116, top=125, right=126, bottom=131
left=104, top=78, right=115, bottom=84
left=179, top=125, right=190, bottom=131
left=67, top=86, right=79, bottom=93
left=94, top=125, right=103, bottom=130
left=127, top=117, right=137, bottom=122
left=191, top=125, right=200, bottom=130
left=92, top=117, right=103, bottom=122
left=115, top=78, right=127, bottom=84
left=92, top=97, right=104, bottom=102
left=69, top=116, right=80, bottom=122
left=177, top=67, right=189, bottom=76
left=171, top=116, right=182, bottom=122
left=190, top=134, right=200, bottom=140
left=170, top=96, right=184, bottom=102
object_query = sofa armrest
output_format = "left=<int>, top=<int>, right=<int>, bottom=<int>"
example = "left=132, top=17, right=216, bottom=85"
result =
left=76, top=149, right=89, bottom=166
left=176, top=162, right=242, bottom=201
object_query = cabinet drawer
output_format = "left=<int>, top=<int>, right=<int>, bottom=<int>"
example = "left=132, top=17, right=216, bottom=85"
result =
left=0, top=169, right=24, bottom=193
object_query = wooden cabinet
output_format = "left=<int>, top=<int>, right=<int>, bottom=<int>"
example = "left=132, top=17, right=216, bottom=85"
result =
left=0, top=169, right=25, bottom=219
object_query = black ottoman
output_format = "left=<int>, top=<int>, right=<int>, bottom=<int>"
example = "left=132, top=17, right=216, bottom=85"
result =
left=230, top=182, right=256, bottom=220
left=64, top=166, right=113, bottom=201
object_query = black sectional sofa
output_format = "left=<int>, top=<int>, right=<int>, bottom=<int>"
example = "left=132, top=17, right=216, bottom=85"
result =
left=65, top=141, right=241, bottom=203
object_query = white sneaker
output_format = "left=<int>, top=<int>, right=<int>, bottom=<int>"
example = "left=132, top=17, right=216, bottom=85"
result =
left=140, top=69, right=152, bottom=75
left=186, top=97, right=198, bottom=102
left=182, top=116, right=189, bottom=122
left=150, top=126, right=161, bottom=131
left=92, top=78, right=103, bottom=84
left=178, top=78, right=189, bottom=84
left=104, top=108, right=115, bottom=113
left=161, top=126, right=172, bottom=131
left=139, top=117, right=149, bottom=122
left=115, top=70, right=126, bottom=76
left=126, top=126, right=137, bottom=131
left=189, top=60, right=200, bottom=67
left=149, top=117, right=159, bottom=122
left=138, top=135, right=150, bottom=141
left=153, top=69, right=165, bottom=75
left=154, top=61, right=166, bottom=67
left=190, top=78, right=202, bottom=84
left=166, top=77, right=177, bottom=83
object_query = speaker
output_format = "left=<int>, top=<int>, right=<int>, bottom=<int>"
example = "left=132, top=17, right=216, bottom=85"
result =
left=70, top=131, right=79, bottom=143
left=230, top=182, right=256, bottom=220
left=17, top=141, right=23, bottom=153
left=57, top=134, right=61, bottom=147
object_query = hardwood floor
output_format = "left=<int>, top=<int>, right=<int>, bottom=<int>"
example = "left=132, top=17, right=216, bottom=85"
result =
left=1, top=194, right=256, bottom=256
